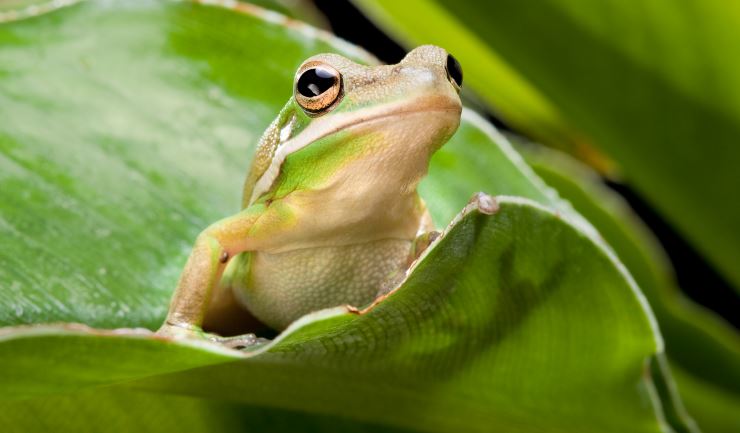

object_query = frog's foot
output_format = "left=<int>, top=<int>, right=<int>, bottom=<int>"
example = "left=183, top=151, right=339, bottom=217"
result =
left=156, top=323, right=204, bottom=339
left=211, top=334, right=270, bottom=350
left=157, top=323, right=265, bottom=350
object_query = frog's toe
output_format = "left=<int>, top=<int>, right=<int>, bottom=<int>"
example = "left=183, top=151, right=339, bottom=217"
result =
left=157, top=324, right=265, bottom=350
left=212, top=333, right=267, bottom=350
left=156, top=323, right=205, bottom=340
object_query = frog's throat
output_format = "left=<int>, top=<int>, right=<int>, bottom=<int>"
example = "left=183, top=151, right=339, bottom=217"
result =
left=249, top=94, right=461, bottom=204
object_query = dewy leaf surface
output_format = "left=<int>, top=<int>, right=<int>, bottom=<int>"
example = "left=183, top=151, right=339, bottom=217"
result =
left=0, top=1, right=676, bottom=432
left=354, top=0, right=740, bottom=293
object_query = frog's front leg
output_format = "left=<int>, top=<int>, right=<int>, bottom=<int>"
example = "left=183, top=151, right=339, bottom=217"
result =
left=158, top=203, right=278, bottom=343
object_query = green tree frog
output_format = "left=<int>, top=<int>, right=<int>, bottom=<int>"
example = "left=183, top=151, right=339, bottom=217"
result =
left=158, top=45, right=463, bottom=342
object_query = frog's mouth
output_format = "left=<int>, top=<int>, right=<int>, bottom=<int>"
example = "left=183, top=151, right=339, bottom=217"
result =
left=249, top=94, right=461, bottom=203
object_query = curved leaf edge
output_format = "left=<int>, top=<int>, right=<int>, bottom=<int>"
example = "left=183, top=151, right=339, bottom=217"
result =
left=0, top=195, right=668, bottom=431
left=449, top=114, right=665, bottom=356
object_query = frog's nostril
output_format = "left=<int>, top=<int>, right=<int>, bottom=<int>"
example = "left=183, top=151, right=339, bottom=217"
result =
left=445, top=54, right=463, bottom=88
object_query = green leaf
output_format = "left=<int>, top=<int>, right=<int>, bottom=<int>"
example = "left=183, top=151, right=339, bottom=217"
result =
left=0, top=388, right=253, bottom=433
left=243, top=0, right=329, bottom=28
left=0, top=387, right=409, bottom=433
left=520, top=144, right=740, bottom=433
left=1, top=198, right=671, bottom=433
left=0, top=1, right=680, bottom=432
left=423, top=109, right=584, bottom=229
left=353, top=0, right=740, bottom=292
left=670, top=365, right=740, bottom=433
left=0, top=324, right=241, bottom=399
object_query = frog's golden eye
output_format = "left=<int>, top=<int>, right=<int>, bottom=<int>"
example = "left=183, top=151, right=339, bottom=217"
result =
left=445, top=54, right=463, bottom=90
left=295, top=63, right=343, bottom=114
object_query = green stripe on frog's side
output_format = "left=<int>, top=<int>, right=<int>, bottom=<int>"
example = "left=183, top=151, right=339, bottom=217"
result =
left=160, top=45, right=463, bottom=335
left=267, top=129, right=367, bottom=200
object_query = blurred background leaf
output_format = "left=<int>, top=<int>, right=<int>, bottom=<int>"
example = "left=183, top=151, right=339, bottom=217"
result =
left=519, top=142, right=740, bottom=432
left=353, top=0, right=740, bottom=297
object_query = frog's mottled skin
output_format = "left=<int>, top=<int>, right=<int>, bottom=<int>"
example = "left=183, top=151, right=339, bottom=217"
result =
left=159, top=45, right=462, bottom=336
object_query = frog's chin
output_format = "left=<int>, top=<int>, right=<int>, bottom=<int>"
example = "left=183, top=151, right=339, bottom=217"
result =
left=328, top=110, right=456, bottom=196
left=342, top=105, right=461, bottom=156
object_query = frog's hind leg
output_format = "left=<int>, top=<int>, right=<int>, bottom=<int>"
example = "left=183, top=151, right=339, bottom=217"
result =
left=202, top=252, right=264, bottom=337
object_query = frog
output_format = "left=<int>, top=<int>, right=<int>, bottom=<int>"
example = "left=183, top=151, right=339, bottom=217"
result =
left=157, top=45, right=463, bottom=343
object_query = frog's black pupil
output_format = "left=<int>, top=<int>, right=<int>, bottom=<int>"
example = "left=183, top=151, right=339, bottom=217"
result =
left=446, top=54, right=463, bottom=87
left=297, top=68, right=337, bottom=97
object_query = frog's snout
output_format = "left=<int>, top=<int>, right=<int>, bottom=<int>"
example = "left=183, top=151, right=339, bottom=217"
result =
left=401, top=45, right=463, bottom=93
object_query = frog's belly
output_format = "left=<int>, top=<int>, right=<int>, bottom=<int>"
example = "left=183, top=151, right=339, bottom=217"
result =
left=233, top=238, right=411, bottom=330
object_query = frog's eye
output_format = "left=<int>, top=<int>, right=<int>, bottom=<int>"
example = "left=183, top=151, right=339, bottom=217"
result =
left=295, top=64, right=343, bottom=114
left=445, top=54, right=463, bottom=89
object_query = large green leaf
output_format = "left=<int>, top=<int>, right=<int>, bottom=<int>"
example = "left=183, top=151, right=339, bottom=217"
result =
left=521, top=144, right=740, bottom=433
left=0, top=388, right=253, bottom=433
left=0, top=387, right=407, bottom=433
left=1, top=197, right=673, bottom=433
left=0, top=1, right=685, bottom=432
left=354, top=0, right=740, bottom=293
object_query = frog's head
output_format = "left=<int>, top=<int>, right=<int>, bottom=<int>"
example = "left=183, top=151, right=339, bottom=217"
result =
left=244, top=45, right=463, bottom=206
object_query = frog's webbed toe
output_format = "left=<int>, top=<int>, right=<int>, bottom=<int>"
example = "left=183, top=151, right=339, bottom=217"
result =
left=157, top=323, right=265, bottom=350
left=156, top=323, right=205, bottom=340
left=211, top=333, right=269, bottom=350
